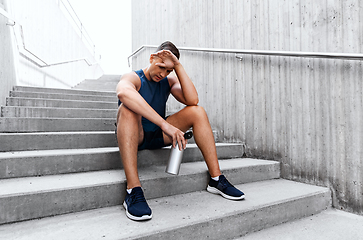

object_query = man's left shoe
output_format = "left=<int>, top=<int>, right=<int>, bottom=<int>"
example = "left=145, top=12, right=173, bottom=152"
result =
left=207, top=175, right=245, bottom=200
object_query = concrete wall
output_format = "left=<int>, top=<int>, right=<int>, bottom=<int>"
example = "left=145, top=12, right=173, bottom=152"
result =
left=0, top=0, right=103, bottom=105
left=0, top=0, right=17, bottom=107
left=131, top=0, right=363, bottom=215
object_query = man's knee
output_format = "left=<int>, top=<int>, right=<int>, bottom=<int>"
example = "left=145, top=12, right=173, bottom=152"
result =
left=186, top=105, right=208, bottom=118
left=117, top=104, right=140, bottom=124
left=116, top=105, right=144, bottom=142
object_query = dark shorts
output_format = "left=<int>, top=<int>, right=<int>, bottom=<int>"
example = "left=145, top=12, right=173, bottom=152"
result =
left=115, top=116, right=170, bottom=151
left=138, top=127, right=166, bottom=150
left=138, top=115, right=171, bottom=151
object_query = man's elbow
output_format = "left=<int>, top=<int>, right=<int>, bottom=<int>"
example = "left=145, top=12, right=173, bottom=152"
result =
left=187, top=97, right=199, bottom=106
left=116, top=87, right=128, bottom=102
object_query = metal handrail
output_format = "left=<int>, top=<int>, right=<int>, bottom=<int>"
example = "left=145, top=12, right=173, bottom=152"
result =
left=128, top=45, right=363, bottom=66
left=0, top=3, right=98, bottom=68
left=0, top=5, right=15, bottom=26
left=17, top=25, right=96, bottom=68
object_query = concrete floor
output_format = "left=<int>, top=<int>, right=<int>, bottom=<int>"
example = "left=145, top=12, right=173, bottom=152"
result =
left=238, top=208, right=363, bottom=240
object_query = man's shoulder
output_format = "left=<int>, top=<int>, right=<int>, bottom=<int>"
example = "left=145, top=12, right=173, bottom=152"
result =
left=120, top=71, right=141, bottom=83
left=121, top=71, right=139, bottom=80
left=119, top=71, right=141, bottom=90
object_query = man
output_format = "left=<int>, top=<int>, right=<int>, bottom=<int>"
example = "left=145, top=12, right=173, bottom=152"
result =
left=116, top=41, right=244, bottom=221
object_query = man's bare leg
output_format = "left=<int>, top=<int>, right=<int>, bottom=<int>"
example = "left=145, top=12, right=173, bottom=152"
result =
left=117, top=105, right=153, bottom=221
left=117, top=104, right=144, bottom=189
left=164, top=105, right=245, bottom=200
left=163, top=105, right=221, bottom=178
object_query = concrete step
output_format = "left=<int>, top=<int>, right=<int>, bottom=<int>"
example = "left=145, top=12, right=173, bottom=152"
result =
left=0, top=179, right=330, bottom=239
left=0, top=158, right=280, bottom=224
left=0, top=147, right=120, bottom=179
left=95, top=74, right=122, bottom=81
left=13, top=86, right=115, bottom=96
left=0, top=143, right=243, bottom=179
left=9, top=91, right=117, bottom=102
left=0, top=117, right=116, bottom=132
left=72, top=82, right=119, bottom=92
left=72, top=75, right=121, bottom=91
left=6, top=97, right=118, bottom=109
left=0, top=131, right=117, bottom=152
left=237, top=209, right=363, bottom=240
left=1, top=106, right=117, bottom=118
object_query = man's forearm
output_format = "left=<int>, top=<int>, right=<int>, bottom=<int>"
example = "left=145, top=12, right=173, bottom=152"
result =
left=174, top=64, right=199, bottom=105
left=118, top=87, right=166, bottom=128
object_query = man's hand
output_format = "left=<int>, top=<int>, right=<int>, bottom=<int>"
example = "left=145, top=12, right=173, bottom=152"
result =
left=161, top=121, right=187, bottom=150
left=151, top=50, right=180, bottom=69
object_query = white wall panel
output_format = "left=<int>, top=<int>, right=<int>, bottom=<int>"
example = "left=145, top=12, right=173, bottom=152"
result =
left=3, top=0, right=103, bottom=90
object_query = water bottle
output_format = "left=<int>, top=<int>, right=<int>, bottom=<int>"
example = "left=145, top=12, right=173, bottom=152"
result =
left=165, top=131, right=193, bottom=175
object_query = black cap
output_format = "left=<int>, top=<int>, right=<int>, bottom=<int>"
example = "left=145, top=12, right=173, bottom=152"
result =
left=184, top=131, right=193, bottom=140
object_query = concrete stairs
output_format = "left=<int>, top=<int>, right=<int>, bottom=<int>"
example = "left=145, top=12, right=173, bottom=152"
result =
left=0, top=82, right=331, bottom=239
left=72, top=75, right=121, bottom=91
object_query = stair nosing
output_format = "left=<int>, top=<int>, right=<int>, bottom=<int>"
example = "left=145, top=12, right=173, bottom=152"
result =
left=0, top=143, right=239, bottom=158
left=10, top=91, right=116, bottom=98
left=13, top=86, right=116, bottom=95
left=7, top=97, right=117, bottom=104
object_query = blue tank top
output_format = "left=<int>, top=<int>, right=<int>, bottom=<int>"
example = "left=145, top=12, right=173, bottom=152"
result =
left=118, top=69, right=171, bottom=132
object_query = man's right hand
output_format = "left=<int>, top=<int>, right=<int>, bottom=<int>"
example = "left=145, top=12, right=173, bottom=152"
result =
left=151, top=50, right=180, bottom=70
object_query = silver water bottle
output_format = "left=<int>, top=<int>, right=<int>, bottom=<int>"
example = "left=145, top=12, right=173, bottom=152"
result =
left=165, top=131, right=193, bottom=175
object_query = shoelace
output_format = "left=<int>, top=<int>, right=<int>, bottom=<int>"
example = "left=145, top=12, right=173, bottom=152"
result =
left=131, top=191, right=147, bottom=204
left=219, top=177, right=234, bottom=190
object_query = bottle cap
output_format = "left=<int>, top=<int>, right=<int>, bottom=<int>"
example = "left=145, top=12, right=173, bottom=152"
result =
left=184, top=131, right=193, bottom=140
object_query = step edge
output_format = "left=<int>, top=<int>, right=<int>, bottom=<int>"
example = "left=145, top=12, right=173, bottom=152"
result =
left=0, top=159, right=276, bottom=197
left=14, top=86, right=115, bottom=95
left=6, top=97, right=117, bottom=104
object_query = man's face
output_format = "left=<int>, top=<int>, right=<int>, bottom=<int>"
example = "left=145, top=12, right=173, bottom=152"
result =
left=149, top=57, right=173, bottom=82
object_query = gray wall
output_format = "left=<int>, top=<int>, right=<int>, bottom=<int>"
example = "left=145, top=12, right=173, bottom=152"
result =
left=0, top=0, right=17, bottom=107
left=131, top=0, right=363, bottom=215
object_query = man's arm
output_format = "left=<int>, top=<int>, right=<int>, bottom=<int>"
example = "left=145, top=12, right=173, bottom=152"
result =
left=152, top=50, right=199, bottom=106
left=169, top=63, right=199, bottom=106
left=116, top=72, right=165, bottom=127
left=116, top=72, right=186, bottom=149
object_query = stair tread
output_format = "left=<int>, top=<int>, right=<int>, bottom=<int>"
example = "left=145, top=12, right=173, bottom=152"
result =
left=1, top=106, right=117, bottom=118
left=2, top=106, right=117, bottom=110
left=7, top=97, right=116, bottom=104
left=0, top=143, right=244, bottom=179
left=238, top=208, right=363, bottom=240
left=1, top=117, right=115, bottom=120
left=0, top=143, right=237, bottom=158
left=0, top=158, right=277, bottom=196
left=10, top=91, right=117, bottom=100
left=0, top=179, right=330, bottom=240
left=14, top=86, right=115, bottom=95
left=0, top=131, right=117, bottom=152
left=0, top=117, right=116, bottom=132
left=0, top=147, right=119, bottom=159
left=0, top=131, right=114, bottom=136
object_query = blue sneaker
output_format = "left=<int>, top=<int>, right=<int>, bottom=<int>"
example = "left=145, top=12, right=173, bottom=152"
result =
left=123, top=187, right=152, bottom=221
left=207, top=175, right=245, bottom=200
